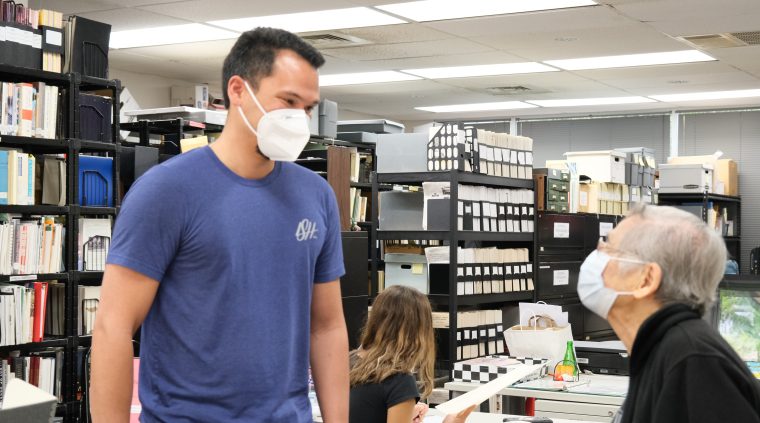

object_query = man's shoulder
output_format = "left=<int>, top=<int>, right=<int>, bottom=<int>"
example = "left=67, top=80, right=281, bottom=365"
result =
left=135, top=148, right=209, bottom=188
left=281, top=161, right=334, bottom=193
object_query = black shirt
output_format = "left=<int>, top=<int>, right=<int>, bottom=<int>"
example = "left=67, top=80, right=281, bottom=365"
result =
left=349, top=353, right=420, bottom=423
left=615, top=303, right=760, bottom=423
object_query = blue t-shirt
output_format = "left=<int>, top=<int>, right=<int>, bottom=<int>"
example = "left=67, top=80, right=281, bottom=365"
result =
left=107, top=146, right=345, bottom=422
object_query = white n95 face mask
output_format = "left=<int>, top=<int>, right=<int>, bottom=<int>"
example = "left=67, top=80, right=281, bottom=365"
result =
left=237, top=80, right=310, bottom=162
left=577, top=250, right=645, bottom=319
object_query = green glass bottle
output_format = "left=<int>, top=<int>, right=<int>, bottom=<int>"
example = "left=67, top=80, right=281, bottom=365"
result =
left=554, top=340, right=579, bottom=381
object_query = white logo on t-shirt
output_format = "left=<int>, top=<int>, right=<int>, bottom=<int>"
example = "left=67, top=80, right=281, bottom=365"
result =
left=295, top=219, right=318, bottom=241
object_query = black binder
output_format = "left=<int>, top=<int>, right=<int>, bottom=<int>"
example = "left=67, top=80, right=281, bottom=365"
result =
left=64, top=15, right=111, bottom=78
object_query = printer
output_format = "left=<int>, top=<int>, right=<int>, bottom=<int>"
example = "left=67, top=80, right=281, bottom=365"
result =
left=575, top=340, right=630, bottom=376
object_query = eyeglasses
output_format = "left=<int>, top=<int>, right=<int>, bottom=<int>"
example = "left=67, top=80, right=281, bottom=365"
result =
left=597, top=238, right=648, bottom=265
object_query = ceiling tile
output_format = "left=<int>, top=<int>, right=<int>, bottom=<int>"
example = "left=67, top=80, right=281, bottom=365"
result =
left=359, top=51, right=527, bottom=70
left=648, top=13, right=760, bottom=37
left=138, top=0, right=356, bottom=23
left=422, top=6, right=631, bottom=38
left=576, top=61, right=760, bottom=90
left=76, top=7, right=190, bottom=31
left=474, top=25, right=689, bottom=61
left=29, top=0, right=119, bottom=14
left=612, top=0, right=760, bottom=23
left=115, top=39, right=237, bottom=61
left=334, top=23, right=452, bottom=45
left=324, top=38, right=493, bottom=61
left=434, top=72, right=610, bottom=94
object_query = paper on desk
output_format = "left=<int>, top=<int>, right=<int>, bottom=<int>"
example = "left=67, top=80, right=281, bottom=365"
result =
left=435, top=364, right=542, bottom=415
left=519, top=302, right=569, bottom=327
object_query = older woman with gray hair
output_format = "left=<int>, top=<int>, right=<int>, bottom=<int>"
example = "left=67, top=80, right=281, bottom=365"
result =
left=576, top=204, right=760, bottom=423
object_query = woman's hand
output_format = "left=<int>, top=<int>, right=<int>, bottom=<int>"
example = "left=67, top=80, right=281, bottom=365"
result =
left=442, top=405, right=477, bottom=423
left=412, top=402, right=429, bottom=423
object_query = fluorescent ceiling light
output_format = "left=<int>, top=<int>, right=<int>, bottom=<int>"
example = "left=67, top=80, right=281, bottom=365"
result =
left=320, top=71, right=421, bottom=87
left=403, top=62, right=558, bottom=79
left=378, top=0, right=596, bottom=22
left=416, top=101, right=537, bottom=113
left=649, top=89, right=760, bottom=102
left=528, top=96, right=657, bottom=107
left=544, top=50, right=715, bottom=70
left=110, top=23, right=238, bottom=49
left=208, top=7, right=405, bottom=33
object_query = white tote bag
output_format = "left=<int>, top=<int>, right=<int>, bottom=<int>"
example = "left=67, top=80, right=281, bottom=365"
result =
left=502, top=315, right=573, bottom=373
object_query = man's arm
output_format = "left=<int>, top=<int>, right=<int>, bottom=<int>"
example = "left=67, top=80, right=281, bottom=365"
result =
left=310, top=280, right=349, bottom=423
left=89, top=264, right=159, bottom=423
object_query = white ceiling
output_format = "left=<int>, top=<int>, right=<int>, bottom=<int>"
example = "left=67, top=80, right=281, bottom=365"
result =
left=28, top=0, right=760, bottom=120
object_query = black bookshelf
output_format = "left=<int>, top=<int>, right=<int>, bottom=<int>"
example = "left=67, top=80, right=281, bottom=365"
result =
left=428, top=291, right=534, bottom=307
left=658, top=193, right=741, bottom=266
left=0, top=205, right=69, bottom=214
left=0, top=337, right=69, bottom=355
left=377, top=171, right=534, bottom=189
left=0, top=68, right=121, bottom=423
left=370, top=167, right=537, bottom=377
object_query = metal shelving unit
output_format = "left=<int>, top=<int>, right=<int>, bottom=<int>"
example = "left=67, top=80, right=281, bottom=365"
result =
left=370, top=167, right=537, bottom=376
left=0, top=68, right=121, bottom=423
left=658, top=193, right=741, bottom=266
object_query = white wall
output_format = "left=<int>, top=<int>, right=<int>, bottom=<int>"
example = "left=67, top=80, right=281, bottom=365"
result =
left=338, top=108, right=384, bottom=121
left=110, top=68, right=203, bottom=110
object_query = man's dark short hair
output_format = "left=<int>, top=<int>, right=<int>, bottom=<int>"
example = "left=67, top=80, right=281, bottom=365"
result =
left=222, top=27, right=325, bottom=108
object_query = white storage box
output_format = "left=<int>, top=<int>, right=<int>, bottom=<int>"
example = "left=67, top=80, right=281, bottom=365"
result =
left=384, top=253, right=428, bottom=293
left=452, top=355, right=548, bottom=383
left=564, top=150, right=626, bottom=184
left=658, top=163, right=713, bottom=194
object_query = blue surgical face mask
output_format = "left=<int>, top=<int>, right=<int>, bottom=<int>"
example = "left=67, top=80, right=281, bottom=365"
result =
left=577, top=250, right=647, bottom=319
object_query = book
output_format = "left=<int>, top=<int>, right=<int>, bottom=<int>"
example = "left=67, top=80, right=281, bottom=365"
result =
left=78, top=218, right=111, bottom=271
left=31, top=282, right=48, bottom=342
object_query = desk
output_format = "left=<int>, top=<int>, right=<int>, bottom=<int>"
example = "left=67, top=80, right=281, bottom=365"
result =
left=445, top=374, right=627, bottom=422
left=425, top=410, right=599, bottom=423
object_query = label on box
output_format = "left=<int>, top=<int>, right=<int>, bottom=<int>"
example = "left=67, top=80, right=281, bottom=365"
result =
left=599, top=222, right=614, bottom=237
left=553, top=270, right=569, bottom=286
left=412, top=263, right=424, bottom=275
left=553, top=222, right=570, bottom=239
left=45, top=28, right=63, bottom=46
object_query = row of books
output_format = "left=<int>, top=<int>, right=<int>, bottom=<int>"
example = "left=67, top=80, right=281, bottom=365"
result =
left=0, top=3, right=65, bottom=72
left=349, top=187, right=368, bottom=224
left=0, top=149, right=36, bottom=205
left=2, top=351, right=63, bottom=400
left=0, top=217, right=64, bottom=275
left=0, top=281, right=101, bottom=346
left=0, top=282, right=48, bottom=345
left=0, top=82, right=61, bottom=139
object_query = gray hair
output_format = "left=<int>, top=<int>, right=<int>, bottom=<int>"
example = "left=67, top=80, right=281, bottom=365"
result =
left=619, top=203, right=727, bottom=315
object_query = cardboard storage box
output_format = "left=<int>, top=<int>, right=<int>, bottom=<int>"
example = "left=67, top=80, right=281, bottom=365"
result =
left=384, top=253, right=428, bottom=293
left=579, top=182, right=601, bottom=214
left=668, top=155, right=738, bottom=196
left=564, top=150, right=626, bottom=184
left=658, top=163, right=713, bottom=194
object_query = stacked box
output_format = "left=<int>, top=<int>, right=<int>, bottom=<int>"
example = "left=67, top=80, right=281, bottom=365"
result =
left=460, top=127, right=534, bottom=179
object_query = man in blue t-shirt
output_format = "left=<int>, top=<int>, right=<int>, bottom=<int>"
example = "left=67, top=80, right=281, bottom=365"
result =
left=89, top=28, right=349, bottom=423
